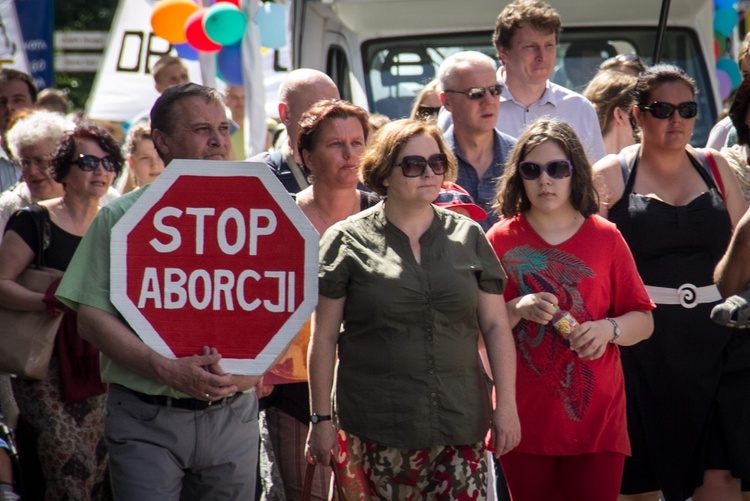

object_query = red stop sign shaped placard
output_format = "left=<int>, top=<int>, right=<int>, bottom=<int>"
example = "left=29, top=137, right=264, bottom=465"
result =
left=111, top=161, right=318, bottom=375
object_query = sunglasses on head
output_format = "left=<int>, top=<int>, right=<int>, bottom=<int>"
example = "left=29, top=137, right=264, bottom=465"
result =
left=640, top=101, right=698, bottom=120
left=416, top=106, right=441, bottom=119
left=434, top=190, right=475, bottom=205
left=396, top=153, right=449, bottom=177
left=518, top=159, right=573, bottom=180
left=72, top=153, right=118, bottom=172
left=444, top=84, right=502, bottom=100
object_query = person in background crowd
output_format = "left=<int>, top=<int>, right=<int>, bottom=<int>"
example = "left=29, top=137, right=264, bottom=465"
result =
left=224, top=85, right=246, bottom=160
left=583, top=70, right=639, bottom=155
left=594, top=64, right=749, bottom=501
left=598, top=53, right=647, bottom=77
left=433, top=181, right=488, bottom=222
left=487, top=118, right=654, bottom=501
left=439, top=51, right=516, bottom=231
left=251, top=69, right=340, bottom=193
left=410, top=79, right=442, bottom=123
left=0, top=69, right=36, bottom=192
left=35, top=88, right=68, bottom=116
left=0, top=123, right=123, bottom=500
left=706, top=32, right=750, bottom=150
left=127, top=55, right=191, bottom=130
left=56, top=83, right=260, bottom=499
left=306, top=118, right=520, bottom=498
left=718, top=78, right=750, bottom=205
left=367, top=113, right=390, bottom=137
left=117, top=121, right=165, bottom=194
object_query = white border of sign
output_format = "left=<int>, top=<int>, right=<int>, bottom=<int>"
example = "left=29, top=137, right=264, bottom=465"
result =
left=110, top=160, right=319, bottom=375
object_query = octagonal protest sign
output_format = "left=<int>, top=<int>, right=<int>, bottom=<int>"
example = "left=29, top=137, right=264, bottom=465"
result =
left=111, top=160, right=318, bottom=375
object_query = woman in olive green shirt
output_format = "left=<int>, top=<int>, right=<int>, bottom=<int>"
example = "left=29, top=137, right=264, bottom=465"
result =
left=305, top=119, right=520, bottom=499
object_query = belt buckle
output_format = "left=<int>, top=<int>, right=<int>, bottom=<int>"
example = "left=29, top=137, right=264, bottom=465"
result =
left=677, top=283, right=699, bottom=309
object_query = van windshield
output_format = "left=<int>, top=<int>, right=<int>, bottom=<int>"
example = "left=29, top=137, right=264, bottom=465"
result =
left=363, top=27, right=715, bottom=146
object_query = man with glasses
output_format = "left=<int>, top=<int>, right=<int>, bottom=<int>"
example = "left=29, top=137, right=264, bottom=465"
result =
left=438, top=51, right=516, bottom=231
left=56, top=83, right=259, bottom=500
left=492, top=0, right=605, bottom=163
left=0, top=69, right=37, bottom=192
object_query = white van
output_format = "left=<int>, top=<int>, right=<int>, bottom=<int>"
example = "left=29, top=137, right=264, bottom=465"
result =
left=290, top=0, right=724, bottom=146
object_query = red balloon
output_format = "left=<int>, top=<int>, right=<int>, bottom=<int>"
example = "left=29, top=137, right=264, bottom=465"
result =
left=185, top=8, right=222, bottom=53
left=216, top=0, right=241, bottom=6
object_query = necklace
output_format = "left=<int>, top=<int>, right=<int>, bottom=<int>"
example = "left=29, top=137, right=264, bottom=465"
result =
left=311, top=190, right=360, bottom=230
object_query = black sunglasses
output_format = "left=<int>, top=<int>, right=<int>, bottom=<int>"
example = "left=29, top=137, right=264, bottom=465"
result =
left=72, top=153, right=118, bottom=172
left=518, top=159, right=573, bottom=180
left=444, top=84, right=502, bottom=100
left=434, top=190, right=475, bottom=205
left=396, top=153, right=449, bottom=177
left=640, top=101, right=698, bottom=120
left=417, top=106, right=441, bottom=119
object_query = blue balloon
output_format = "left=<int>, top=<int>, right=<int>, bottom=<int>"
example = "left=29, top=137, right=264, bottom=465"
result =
left=174, top=42, right=199, bottom=61
left=216, top=41, right=243, bottom=86
left=255, top=2, right=286, bottom=50
left=714, top=0, right=737, bottom=9
left=714, top=7, right=738, bottom=37
left=717, top=57, right=742, bottom=88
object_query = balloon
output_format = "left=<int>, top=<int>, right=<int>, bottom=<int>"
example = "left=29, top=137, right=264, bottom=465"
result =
left=185, top=8, right=222, bottom=53
left=714, top=0, right=736, bottom=9
left=717, top=57, right=742, bottom=87
left=717, top=69, right=733, bottom=100
left=151, top=0, right=199, bottom=44
left=216, top=42, right=243, bottom=86
left=714, top=7, right=738, bottom=37
left=174, top=42, right=199, bottom=61
left=204, top=3, right=247, bottom=46
left=255, top=1, right=287, bottom=50
left=216, top=0, right=241, bottom=6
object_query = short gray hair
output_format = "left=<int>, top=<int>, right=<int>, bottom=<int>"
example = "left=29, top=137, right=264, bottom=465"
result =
left=6, top=109, right=71, bottom=159
left=437, top=51, right=497, bottom=92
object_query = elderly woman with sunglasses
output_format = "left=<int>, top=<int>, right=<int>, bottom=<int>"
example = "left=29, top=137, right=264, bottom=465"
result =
left=594, top=64, right=749, bottom=501
left=305, top=118, right=520, bottom=499
left=0, top=123, right=122, bottom=500
left=486, top=118, right=654, bottom=501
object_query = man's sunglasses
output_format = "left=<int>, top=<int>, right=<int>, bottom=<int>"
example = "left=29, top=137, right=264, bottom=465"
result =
left=518, top=159, right=573, bottom=180
left=396, top=153, right=449, bottom=177
left=72, top=153, right=118, bottom=172
left=444, top=84, right=502, bottom=100
left=639, top=101, right=698, bottom=120
left=434, top=190, right=475, bottom=205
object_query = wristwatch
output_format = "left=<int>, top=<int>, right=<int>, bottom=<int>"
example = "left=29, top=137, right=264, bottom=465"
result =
left=310, top=413, right=332, bottom=424
left=605, top=318, right=621, bottom=343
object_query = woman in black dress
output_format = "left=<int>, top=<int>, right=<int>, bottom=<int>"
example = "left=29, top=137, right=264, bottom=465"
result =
left=594, top=64, right=748, bottom=501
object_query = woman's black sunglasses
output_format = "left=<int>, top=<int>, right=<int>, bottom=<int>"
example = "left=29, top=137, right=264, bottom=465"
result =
left=72, top=153, right=118, bottom=172
left=640, top=101, right=698, bottom=120
left=518, top=159, right=573, bottom=180
left=396, top=153, right=449, bottom=177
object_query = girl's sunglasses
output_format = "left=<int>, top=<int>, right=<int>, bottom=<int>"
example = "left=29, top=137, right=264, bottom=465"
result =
left=518, top=159, right=573, bottom=180
left=396, top=153, right=449, bottom=177
left=639, top=101, right=698, bottom=120
left=72, top=153, right=118, bottom=172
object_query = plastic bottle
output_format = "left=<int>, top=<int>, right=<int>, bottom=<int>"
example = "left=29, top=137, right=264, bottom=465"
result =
left=551, top=306, right=579, bottom=338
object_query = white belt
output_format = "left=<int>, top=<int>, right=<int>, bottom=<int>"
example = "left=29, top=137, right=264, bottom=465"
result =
left=645, top=284, right=721, bottom=309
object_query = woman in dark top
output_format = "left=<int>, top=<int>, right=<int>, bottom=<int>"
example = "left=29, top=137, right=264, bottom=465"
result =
left=594, top=64, right=748, bottom=501
left=0, top=124, right=122, bottom=500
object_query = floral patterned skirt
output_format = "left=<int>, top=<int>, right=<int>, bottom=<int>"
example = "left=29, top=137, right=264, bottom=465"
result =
left=333, top=429, right=487, bottom=500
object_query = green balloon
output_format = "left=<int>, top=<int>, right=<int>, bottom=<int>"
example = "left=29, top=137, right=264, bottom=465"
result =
left=204, top=3, right=247, bottom=46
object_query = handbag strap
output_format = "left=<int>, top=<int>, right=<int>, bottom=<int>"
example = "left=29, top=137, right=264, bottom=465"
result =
left=19, top=204, right=51, bottom=269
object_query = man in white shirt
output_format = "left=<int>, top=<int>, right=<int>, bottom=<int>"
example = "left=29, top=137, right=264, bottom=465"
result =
left=439, top=0, right=605, bottom=164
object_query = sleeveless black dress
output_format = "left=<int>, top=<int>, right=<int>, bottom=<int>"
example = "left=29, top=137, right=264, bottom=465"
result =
left=609, top=151, right=750, bottom=500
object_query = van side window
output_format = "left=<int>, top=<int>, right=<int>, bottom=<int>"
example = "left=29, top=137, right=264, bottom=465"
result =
left=327, top=46, right=352, bottom=102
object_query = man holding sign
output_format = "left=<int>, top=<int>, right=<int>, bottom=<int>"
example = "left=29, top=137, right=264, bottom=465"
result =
left=57, top=84, right=259, bottom=499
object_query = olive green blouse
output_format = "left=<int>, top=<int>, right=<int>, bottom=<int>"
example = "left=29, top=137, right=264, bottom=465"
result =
left=319, top=201, right=507, bottom=449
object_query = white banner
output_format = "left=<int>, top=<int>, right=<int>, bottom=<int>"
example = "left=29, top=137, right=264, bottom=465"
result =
left=0, top=0, right=30, bottom=73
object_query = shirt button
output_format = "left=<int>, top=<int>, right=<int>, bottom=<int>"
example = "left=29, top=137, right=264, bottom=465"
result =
left=431, top=401, right=437, bottom=406
left=428, top=369, right=434, bottom=374
left=431, top=392, right=436, bottom=398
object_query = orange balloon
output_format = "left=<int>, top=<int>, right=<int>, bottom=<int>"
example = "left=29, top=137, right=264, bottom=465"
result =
left=151, top=0, right=199, bottom=44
